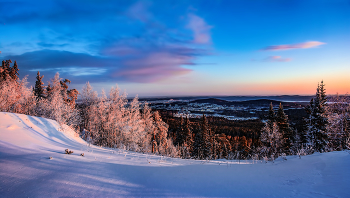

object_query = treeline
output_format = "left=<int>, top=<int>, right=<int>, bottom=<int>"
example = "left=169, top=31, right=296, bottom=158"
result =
left=0, top=60, right=177, bottom=157
left=161, top=114, right=264, bottom=159
left=1, top=60, right=349, bottom=160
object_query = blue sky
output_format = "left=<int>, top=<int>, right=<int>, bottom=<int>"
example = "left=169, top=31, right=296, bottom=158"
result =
left=1, top=0, right=349, bottom=97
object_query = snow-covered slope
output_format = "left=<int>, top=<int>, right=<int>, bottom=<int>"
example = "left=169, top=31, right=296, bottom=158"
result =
left=1, top=112, right=350, bottom=198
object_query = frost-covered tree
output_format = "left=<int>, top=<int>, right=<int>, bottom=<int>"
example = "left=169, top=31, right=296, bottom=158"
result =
left=305, top=81, right=328, bottom=152
left=153, top=111, right=169, bottom=155
left=141, top=102, right=154, bottom=153
left=260, top=122, right=283, bottom=159
left=326, top=94, right=350, bottom=150
left=123, top=96, right=144, bottom=151
left=79, top=82, right=98, bottom=131
left=38, top=73, right=80, bottom=127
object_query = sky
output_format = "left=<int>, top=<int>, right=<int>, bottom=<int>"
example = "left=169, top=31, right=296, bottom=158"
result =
left=1, top=0, right=349, bottom=97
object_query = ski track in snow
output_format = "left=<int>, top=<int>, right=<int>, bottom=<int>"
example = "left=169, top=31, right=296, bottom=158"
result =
left=0, top=112, right=350, bottom=198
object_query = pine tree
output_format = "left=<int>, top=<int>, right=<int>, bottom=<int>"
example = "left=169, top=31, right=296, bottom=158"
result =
left=183, top=116, right=193, bottom=158
left=306, top=81, right=328, bottom=152
left=9, top=61, right=19, bottom=81
left=175, top=116, right=185, bottom=146
left=276, top=103, right=293, bottom=154
left=34, top=71, right=46, bottom=99
left=0, top=60, right=11, bottom=81
left=201, top=114, right=212, bottom=159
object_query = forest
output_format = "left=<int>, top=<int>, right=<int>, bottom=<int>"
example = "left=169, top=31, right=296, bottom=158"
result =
left=1, top=60, right=349, bottom=161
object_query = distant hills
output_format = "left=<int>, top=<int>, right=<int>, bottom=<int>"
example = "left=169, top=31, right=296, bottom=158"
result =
left=189, top=98, right=303, bottom=107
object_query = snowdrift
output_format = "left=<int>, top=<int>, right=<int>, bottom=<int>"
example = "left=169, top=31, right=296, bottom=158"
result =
left=1, top=112, right=350, bottom=198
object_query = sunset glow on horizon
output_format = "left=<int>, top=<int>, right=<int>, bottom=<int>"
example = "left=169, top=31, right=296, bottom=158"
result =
left=1, top=0, right=349, bottom=97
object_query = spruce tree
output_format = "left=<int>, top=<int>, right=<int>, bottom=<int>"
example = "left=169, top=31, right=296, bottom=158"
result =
left=183, top=116, right=193, bottom=158
left=306, top=81, right=328, bottom=152
left=201, top=114, right=212, bottom=159
left=276, top=103, right=293, bottom=154
left=34, top=71, right=46, bottom=99
left=175, top=116, right=185, bottom=146
left=9, top=61, right=19, bottom=81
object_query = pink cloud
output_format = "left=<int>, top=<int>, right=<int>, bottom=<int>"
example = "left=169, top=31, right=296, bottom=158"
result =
left=262, top=41, right=325, bottom=51
left=186, top=14, right=212, bottom=44
left=264, top=56, right=292, bottom=62
left=113, top=52, right=193, bottom=83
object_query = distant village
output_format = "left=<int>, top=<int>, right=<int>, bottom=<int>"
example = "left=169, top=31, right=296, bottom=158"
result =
left=145, top=98, right=305, bottom=121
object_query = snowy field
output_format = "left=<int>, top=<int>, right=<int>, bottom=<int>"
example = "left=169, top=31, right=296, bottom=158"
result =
left=1, top=112, right=350, bottom=198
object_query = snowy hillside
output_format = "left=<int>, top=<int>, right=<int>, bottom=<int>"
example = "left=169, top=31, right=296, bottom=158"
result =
left=1, top=112, right=350, bottom=198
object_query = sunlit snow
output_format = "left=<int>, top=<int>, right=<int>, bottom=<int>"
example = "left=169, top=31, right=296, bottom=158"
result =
left=1, top=112, right=349, bottom=197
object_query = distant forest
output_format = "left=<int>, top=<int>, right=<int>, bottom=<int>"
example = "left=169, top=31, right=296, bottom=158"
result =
left=1, top=60, right=349, bottom=160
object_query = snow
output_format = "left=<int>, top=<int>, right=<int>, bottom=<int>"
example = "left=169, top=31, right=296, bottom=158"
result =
left=1, top=112, right=350, bottom=198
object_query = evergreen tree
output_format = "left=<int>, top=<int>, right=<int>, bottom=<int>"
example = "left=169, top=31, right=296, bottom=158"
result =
left=200, top=114, right=212, bottom=159
left=9, top=61, right=19, bottom=81
left=0, top=60, right=11, bottom=81
left=306, top=81, right=328, bottom=152
left=276, top=103, right=293, bottom=154
left=183, top=116, right=193, bottom=158
left=175, top=116, right=185, bottom=146
left=34, top=71, right=46, bottom=99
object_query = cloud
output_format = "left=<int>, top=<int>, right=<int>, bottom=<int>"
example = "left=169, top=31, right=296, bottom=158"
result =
left=5, top=47, right=199, bottom=84
left=187, top=14, right=212, bottom=44
left=261, top=41, right=326, bottom=51
left=261, top=56, right=292, bottom=62
left=2, top=1, right=212, bottom=85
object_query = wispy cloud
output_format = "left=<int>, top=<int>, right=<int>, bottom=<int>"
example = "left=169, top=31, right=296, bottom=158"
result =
left=1, top=1, right=213, bottom=84
left=264, top=56, right=292, bottom=62
left=261, top=41, right=326, bottom=51
left=187, top=14, right=212, bottom=44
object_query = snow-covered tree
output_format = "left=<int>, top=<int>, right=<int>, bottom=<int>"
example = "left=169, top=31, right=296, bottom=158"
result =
left=305, top=81, right=328, bottom=152
left=141, top=102, right=154, bottom=153
left=153, top=111, right=169, bottom=155
left=326, top=94, right=350, bottom=150
left=260, top=122, right=283, bottom=159
left=38, top=73, right=80, bottom=127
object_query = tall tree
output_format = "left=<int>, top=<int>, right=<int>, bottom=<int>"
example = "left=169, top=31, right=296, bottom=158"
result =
left=34, top=71, right=46, bottom=99
left=306, top=81, right=328, bottom=152
left=153, top=111, right=169, bottom=155
left=183, top=116, right=193, bottom=158
left=9, top=61, right=19, bottom=81
left=276, top=103, right=293, bottom=153
left=260, top=122, right=283, bottom=159
left=175, top=116, right=185, bottom=146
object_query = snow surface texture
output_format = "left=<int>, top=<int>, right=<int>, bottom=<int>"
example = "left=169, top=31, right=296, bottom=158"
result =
left=1, top=112, right=350, bottom=198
